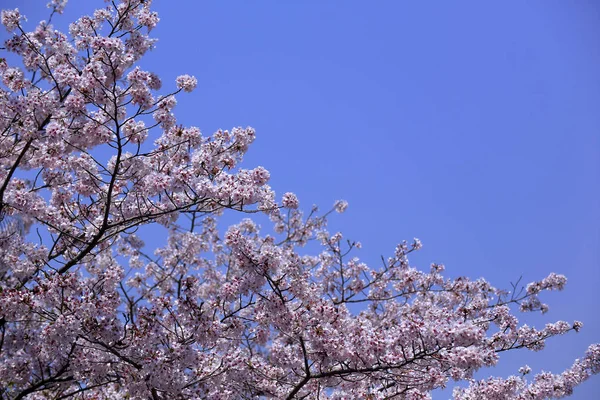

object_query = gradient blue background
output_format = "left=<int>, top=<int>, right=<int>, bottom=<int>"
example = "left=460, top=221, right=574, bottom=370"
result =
left=3, top=1, right=599, bottom=398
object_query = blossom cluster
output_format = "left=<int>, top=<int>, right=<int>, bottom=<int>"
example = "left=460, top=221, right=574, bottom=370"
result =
left=0, top=1, right=598, bottom=399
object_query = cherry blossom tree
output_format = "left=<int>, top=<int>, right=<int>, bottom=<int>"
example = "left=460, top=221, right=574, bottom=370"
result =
left=0, top=1, right=598, bottom=399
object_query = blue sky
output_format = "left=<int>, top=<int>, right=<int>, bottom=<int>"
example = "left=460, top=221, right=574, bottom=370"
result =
left=4, top=1, right=600, bottom=398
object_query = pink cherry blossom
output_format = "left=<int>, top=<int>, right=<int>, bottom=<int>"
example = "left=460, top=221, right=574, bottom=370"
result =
left=282, top=192, right=300, bottom=209
left=175, top=74, right=198, bottom=92
left=0, top=1, right=597, bottom=399
left=334, top=199, right=348, bottom=213
left=0, top=9, right=22, bottom=32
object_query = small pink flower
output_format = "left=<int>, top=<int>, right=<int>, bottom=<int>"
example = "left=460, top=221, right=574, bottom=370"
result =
left=282, top=192, right=299, bottom=209
left=176, top=74, right=198, bottom=92
left=334, top=199, right=348, bottom=213
left=1, top=8, right=22, bottom=31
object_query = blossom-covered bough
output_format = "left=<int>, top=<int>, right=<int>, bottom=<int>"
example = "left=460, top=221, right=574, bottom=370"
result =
left=0, top=1, right=598, bottom=399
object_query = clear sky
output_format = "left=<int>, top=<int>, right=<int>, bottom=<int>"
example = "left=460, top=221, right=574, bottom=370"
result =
left=3, top=1, right=600, bottom=398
